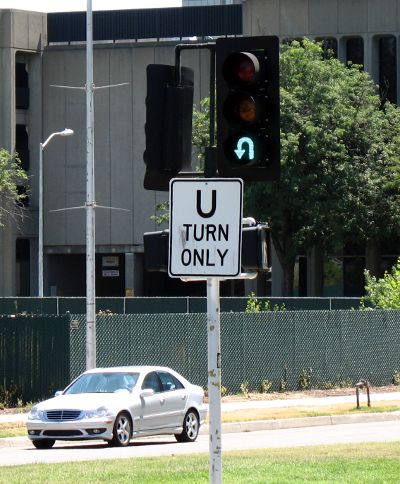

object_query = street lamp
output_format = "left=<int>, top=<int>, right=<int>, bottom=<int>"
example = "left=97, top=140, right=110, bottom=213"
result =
left=38, top=128, right=74, bottom=297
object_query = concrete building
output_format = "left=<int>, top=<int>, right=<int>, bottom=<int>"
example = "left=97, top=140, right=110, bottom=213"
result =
left=1, top=0, right=399, bottom=298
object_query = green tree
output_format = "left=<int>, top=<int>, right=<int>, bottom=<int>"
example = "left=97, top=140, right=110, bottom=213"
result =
left=0, top=149, right=27, bottom=226
left=362, top=258, right=400, bottom=309
left=244, top=39, right=400, bottom=295
left=193, top=39, right=400, bottom=295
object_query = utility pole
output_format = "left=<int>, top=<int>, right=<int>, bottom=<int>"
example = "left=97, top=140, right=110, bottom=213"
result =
left=85, top=0, right=96, bottom=370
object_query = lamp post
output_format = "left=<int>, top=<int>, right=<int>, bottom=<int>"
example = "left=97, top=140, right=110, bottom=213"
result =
left=38, top=128, right=74, bottom=297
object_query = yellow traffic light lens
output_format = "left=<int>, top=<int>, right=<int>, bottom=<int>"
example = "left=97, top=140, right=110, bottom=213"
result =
left=222, top=52, right=260, bottom=86
left=223, top=93, right=263, bottom=125
left=236, top=97, right=257, bottom=123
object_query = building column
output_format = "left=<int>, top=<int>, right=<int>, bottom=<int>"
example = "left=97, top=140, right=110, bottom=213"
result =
left=307, top=246, right=324, bottom=297
left=125, top=251, right=144, bottom=297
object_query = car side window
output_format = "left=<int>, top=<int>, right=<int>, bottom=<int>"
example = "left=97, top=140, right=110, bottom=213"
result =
left=158, top=371, right=185, bottom=392
left=142, top=371, right=163, bottom=393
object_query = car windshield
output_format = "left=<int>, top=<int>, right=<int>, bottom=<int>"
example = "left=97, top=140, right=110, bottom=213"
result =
left=64, top=372, right=140, bottom=394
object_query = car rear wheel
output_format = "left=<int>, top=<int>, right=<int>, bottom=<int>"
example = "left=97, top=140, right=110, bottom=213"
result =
left=175, top=409, right=199, bottom=443
left=109, top=412, right=132, bottom=447
left=32, top=439, right=55, bottom=449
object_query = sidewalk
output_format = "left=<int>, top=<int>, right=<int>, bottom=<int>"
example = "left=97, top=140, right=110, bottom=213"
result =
left=220, top=391, right=400, bottom=411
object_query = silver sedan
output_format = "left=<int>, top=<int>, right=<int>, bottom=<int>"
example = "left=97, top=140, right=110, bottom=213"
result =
left=27, top=365, right=207, bottom=449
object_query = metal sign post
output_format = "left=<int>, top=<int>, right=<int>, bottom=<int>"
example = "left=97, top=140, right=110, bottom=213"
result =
left=207, top=277, right=222, bottom=483
left=169, top=178, right=243, bottom=484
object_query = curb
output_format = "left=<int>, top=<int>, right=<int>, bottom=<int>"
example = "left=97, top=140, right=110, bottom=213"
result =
left=200, top=410, right=400, bottom=435
left=2, top=412, right=399, bottom=448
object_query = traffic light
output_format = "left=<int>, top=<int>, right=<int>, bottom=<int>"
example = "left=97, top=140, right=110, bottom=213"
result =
left=216, top=36, right=280, bottom=181
left=241, top=224, right=271, bottom=272
left=143, top=230, right=169, bottom=272
left=143, top=64, right=194, bottom=191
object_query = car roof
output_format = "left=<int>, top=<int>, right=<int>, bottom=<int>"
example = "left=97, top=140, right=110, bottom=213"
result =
left=83, top=365, right=176, bottom=375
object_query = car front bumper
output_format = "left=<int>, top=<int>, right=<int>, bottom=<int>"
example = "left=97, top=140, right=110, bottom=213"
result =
left=26, top=417, right=114, bottom=441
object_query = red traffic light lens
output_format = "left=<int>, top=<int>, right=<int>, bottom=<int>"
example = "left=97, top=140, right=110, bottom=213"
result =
left=222, top=52, right=260, bottom=86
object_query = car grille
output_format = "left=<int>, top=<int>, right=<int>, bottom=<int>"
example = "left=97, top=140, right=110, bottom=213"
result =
left=43, top=430, right=83, bottom=437
left=45, top=410, right=82, bottom=421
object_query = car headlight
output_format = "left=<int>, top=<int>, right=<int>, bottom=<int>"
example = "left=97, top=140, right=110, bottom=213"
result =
left=28, top=407, right=45, bottom=421
left=84, top=406, right=110, bottom=419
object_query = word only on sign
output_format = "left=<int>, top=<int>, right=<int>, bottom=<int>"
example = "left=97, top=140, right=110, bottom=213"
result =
left=168, top=178, right=243, bottom=278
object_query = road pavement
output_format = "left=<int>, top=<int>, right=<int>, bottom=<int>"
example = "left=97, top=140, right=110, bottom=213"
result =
left=1, top=420, right=400, bottom=466
left=1, top=391, right=400, bottom=467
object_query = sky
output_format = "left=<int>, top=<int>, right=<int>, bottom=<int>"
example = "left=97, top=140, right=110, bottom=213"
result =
left=0, top=0, right=180, bottom=13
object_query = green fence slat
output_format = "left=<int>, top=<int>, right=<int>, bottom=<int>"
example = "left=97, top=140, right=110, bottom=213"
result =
left=58, top=298, right=86, bottom=314
left=96, top=298, right=125, bottom=314
left=125, top=298, right=188, bottom=314
left=0, top=315, right=69, bottom=403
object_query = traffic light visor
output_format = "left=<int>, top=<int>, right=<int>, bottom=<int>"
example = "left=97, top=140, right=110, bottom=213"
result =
left=222, top=52, right=260, bottom=86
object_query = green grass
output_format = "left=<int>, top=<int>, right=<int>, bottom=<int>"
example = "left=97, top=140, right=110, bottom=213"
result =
left=1, top=443, right=400, bottom=483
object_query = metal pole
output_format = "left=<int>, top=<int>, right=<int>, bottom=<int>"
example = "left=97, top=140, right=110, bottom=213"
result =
left=86, top=0, right=96, bottom=370
left=207, top=277, right=222, bottom=484
left=38, top=143, right=44, bottom=298
left=38, top=130, right=73, bottom=297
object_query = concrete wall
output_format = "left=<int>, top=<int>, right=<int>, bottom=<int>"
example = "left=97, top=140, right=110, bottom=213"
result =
left=243, top=0, right=400, bottom=97
left=243, top=0, right=400, bottom=37
left=0, top=9, right=45, bottom=296
left=41, top=43, right=211, bottom=250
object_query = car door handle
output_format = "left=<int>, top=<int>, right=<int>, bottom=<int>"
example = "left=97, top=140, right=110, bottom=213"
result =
left=160, top=397, right=165, bottom=404
left=181, top=394, right=187, bottom=400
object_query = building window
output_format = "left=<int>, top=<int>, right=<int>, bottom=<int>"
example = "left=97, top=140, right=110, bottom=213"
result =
left=346, top=37, right=364, bottom=68
left=315, top=37, right=338, bottom=59
left=379, top=36, right=397, bottom=104
left=16, top=185, right=29, bottom=207
left=15, top=62, right=29, bottom=110
left=16, top=238, right=30, bottom=296
left=15, top=124, right=29, bottom=172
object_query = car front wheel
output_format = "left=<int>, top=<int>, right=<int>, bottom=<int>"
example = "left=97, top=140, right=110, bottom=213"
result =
left=109, top=412, right=132, bottom=447
left=175, top=410, right=199, bottom=443
left=32, top=439, right=55, bottom=449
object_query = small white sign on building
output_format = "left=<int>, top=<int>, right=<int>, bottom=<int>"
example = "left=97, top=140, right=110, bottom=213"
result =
left=169, top=178, right=243, bottom=278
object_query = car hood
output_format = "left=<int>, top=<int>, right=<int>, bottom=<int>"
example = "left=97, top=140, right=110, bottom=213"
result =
left=35, top=392, right=132, bottom=411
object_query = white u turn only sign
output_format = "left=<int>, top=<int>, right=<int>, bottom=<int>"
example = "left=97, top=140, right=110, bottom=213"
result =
left=168, top=178, right=243, bottom=278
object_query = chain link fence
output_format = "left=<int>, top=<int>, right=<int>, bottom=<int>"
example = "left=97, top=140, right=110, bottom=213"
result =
left=69, top=310, right=400, bottom=394
left=2, top=311, right=399, bottom=403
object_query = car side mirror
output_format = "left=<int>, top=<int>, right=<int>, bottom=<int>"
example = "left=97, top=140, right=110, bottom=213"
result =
left=140, top=388, right=155, bottom=398
left=55, top=391, right=63, bottom=397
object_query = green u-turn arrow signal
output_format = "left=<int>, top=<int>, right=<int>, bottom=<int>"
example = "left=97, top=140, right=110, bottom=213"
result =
left=234, top=136, right=255, bottom=160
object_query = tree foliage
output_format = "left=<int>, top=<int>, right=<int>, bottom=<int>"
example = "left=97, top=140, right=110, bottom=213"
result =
left=244, top=39, right=400, bottom=294
left=194, top=39, right=400, bottom=295
left=362, top=258, right=400, bottom=309
left=0, top=149, right=27, bottom=226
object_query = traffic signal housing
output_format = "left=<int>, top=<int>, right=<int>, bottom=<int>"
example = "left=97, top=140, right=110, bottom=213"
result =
left=216, top=36, right=280, bottom=181
left=143, top=64, right=194, bottom=191
left=241, top=224, right=271, bottom=272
